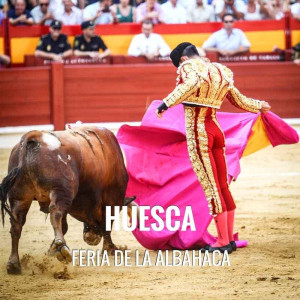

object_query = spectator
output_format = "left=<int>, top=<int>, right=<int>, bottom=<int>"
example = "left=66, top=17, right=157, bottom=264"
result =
left=202, top=13, right=250, bottom=56
left=128, top=20, right=171, bottom=60
left=31, top=0, right=54, bottom=25
left=73, top=20, right=110, bottom=59
left=35, top=20, right=72, bottom=60
left=83, top=0, right=114, bottom=24
left=110, top=0, right=136, bottom=23
left=177, top=0, right=196, bottom=10
left=0, top=7, right=5, bottom=25
left=8, top=0, right=37, bottom=10
left=244, top=0, right=270, bottom=20
left=291, top=0, right=300, bottom=20
left=292, top=43, right=300, bottom=65
left=136, top=0, right=164, bottom=24
left=8, top=0, right=34, bottom=25
left=0, top=53, right=10, bottom=66
left=54, top=0, right=82, bottom=25
left=187, top=0, right=215, bottom=22
left=215, top=0, right=247, bottom=21
left=161, top=0, right=187, bottom=24
left=265, top=0, right=286, bottom=20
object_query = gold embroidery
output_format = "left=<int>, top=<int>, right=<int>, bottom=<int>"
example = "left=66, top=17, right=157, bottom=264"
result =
left=227, top=86, right=262, bottom=113
left=163, top=58, right=262, bottom=113
left=196, top=109, right=222, bottom=214
left=184, top=107, right=224, bottom=215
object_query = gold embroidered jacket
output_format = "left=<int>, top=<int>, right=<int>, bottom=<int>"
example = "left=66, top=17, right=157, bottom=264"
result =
left=163, top=58, right=262, bottom=113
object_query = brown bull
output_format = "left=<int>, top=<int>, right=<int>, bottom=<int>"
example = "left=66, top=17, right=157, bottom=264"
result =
left=0, top=126, right=133, bottom=274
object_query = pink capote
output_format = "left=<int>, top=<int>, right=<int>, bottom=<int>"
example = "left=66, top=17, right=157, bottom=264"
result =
left=116, top=101, right=299, bottom=250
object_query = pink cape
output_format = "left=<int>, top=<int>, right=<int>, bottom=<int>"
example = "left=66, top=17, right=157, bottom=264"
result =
left=116, top=101, right=299, bottom=250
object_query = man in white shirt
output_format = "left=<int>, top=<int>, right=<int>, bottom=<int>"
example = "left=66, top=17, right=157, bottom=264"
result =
left=202, top=13, right=250, bottom=56
left=128, top=20, right=171, bottom=60
left=54, top=0, right=82, bottom=25
left=161, top=0, right=188, bottom=24
left=291, top=0, right=300, bottom=20
left=83, top=0, right=114, bottom=25
left=31, top=0, right=55, bottom=25
left=215, top=0, right=247, bottom=21
left=187, top=0, right=215, bottom=22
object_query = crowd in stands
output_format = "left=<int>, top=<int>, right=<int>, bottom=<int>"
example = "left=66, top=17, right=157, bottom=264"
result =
left=0, top=0, right=300, bottom=26
left=0, top=0, right=299, bottom=67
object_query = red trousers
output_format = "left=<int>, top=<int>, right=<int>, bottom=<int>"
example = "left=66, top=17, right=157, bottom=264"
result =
left=184, top=106, right=236, bottom=215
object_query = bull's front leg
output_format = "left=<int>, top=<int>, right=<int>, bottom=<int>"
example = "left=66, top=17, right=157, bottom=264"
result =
left=7, top=199, right=32, bottom=274
left=49, top=191, right=72, bottom=263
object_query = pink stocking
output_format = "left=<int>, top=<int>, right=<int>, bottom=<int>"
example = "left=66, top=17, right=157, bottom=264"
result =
left=212, top=211, right=229, bottom=247
left=227, top=209, right=235, bottom=242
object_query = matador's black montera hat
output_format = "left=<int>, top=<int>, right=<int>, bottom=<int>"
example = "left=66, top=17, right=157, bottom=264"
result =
left=170, top=42, right=192, bottom=68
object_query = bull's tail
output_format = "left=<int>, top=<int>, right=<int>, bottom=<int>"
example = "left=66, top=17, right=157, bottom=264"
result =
left=0, top=167, right=21, bottom=226
left=0, top=130, right=40, bottom=227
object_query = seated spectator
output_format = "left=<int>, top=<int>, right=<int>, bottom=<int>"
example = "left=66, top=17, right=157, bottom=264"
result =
left=73, top=20, right=110, bottom=59
left=35, top=20, right=72, bottom=60
left=31, top=0, right=54, bottom=25
left=110, top=0, right=136, bottom=23
left=202, top=13, right=250, bottom=56
left=215, top=0, right=247, bottom=21
left=0, top=53, right=10, bottom=67
left=177, top=0, right=197, bottom=10
left=8, top=0, right=34, bottom=25
left=265, top=0, right=286, bottom=20
left=244, top=0, right=270, bottom=20
left=136, top=0, right=164, bottom=24
left=0, top=7, right=5, bottom=25
left=54, top=0, right=82, bottom=25
left=161, top=0, right=187, bottom=24
left=83, top=0, right=114, bottom=24
left=292, top=43, right=300, bottom=65
left=291, top=0, right=300, bottom=20
left=187, top=0, right=215, bottom=22
left=128, top=20, right=171, bottom=60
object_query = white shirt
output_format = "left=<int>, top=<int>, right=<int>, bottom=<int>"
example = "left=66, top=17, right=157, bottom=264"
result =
left=31, top=6, right=54, bottom=25
left=83, top=2, right=113, bottom=24
left=128, top=33, right=171, bottom=57
left=244, top=3, right=263, bottom=21
left=215, top=0, right=247, bottom=21
left=187, top=4, right=215, bottom=22
left=202, top=28, right=251, bottom=50
left=177, top=0, right=196, bottom=10
left=291, top=3, right=300, bottom=17
left=161, top=1, right=188, bottom=24
left=54, top=6, right=83, bottom=25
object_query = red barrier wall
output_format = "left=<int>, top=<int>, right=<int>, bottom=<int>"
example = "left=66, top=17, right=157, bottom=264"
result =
left=0, top=62, right=299, bottom=129
left=0, top=67, right=51, bottom=126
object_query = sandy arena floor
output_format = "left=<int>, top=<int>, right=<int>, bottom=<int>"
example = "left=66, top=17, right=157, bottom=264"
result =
left=0, top=128, right=299, bottom=300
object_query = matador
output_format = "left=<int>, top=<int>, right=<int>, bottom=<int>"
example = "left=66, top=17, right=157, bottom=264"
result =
left=156, top=43, right=271, bottom=253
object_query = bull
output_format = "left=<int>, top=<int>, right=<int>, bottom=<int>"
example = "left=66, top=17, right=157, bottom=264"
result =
left=0, top=126, right=134, bottom=274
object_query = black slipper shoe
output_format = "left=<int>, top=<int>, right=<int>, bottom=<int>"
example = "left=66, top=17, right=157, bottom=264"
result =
left=208, top=244, right=233, bottom=254
left=230, top=241, right=237, bottom=251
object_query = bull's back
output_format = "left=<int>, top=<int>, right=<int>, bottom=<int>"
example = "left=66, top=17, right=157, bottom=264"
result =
left=55, top=126, right=127, bottom=188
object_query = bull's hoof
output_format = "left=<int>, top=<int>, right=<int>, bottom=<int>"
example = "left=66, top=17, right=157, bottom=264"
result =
left=83, top=231, right=102, bottom=246
left=55, top=245, right=72, bottom=263
left=6, top=262, right=21, bottom=275
left=103, top=244, right=128, bottom=256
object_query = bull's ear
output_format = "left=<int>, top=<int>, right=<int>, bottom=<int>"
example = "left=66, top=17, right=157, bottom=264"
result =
left=124, top=196, right=136, bottom=206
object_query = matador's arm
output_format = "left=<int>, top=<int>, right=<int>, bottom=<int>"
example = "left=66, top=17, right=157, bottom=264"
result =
left=163, top=62, right=200, bottom=108
left=223, top=65, right=262, bottom=113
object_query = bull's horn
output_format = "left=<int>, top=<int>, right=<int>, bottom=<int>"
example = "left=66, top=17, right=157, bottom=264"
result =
left=124, top=196, right=136, bottom=206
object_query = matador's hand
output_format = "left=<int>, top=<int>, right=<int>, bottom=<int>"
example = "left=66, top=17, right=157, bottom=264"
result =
left=156, top=102, right=168, bottom=119
left=260, top=101, right=271, bottom=114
